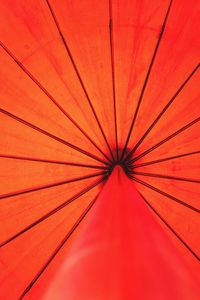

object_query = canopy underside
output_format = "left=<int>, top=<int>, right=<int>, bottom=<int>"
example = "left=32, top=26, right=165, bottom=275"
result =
left=0, top=0, right=199, bottom=299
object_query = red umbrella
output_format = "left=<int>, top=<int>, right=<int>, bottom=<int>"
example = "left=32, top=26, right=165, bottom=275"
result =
left=0, top=0, right=199, bottom=299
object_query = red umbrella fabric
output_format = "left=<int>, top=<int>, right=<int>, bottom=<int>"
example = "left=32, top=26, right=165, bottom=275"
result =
left=0, top=0, right=200, bottom=299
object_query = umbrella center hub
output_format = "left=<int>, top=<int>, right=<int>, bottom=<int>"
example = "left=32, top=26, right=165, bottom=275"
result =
left=107, top=160, right=132, bottom=178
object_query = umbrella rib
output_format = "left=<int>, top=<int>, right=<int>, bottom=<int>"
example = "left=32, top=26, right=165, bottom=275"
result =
left=0, top=107, right=109, bottom=165
left=131, top=176, right=200, bottom=213
left=140, top=193, right=200, bottom=262
left=131, top=150, right=200, bottom=169
left=120, top=0, right=173, bottom=161
left=132, top=171, right=200, bottom=184
left=0, top=154, right=106, bottom=169
left=109, top=0, right=119, bottom=160
left=45, top=0, right=115, bottom=161
left=18, top=193, right=100, bottom=300
left=125, top=63, right=200, bottom=161
left=129, top=116, right=200, bottom=164
left=0, top=42, right=111, bottom=163
left=0, top=177, right=105, bottom=248
left=0, top=171, right=106, bottom=200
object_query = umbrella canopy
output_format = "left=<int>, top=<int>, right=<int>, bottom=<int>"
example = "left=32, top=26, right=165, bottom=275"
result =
left=0, top=0, right=199, bottom=299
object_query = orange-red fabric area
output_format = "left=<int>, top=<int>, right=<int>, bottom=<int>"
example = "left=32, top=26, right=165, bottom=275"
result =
left=0, top=0, right=200, bottom=299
